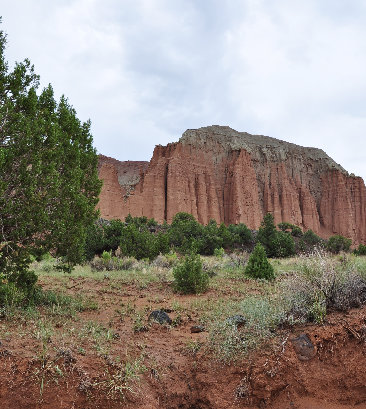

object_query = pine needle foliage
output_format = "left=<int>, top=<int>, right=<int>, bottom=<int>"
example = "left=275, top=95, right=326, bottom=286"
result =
left=173, top=252, right=209, bottom=294
left=0, top=20, right=101, bottom=288
left=244, top=243, right=275, bottom=280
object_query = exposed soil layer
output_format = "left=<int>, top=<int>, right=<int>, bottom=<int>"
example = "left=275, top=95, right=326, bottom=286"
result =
left=1, top=272, right=366, bottom=409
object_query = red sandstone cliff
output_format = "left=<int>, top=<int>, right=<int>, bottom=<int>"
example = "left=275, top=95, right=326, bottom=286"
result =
left=97, top=155, right=148, bottom=219
left=97, top=126, right=366, bottom=244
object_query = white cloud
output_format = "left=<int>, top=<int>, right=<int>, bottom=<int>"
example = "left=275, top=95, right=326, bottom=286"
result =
left=1, top=0, right=365, bottom=180
left=223, top=0, right=366, bottom=178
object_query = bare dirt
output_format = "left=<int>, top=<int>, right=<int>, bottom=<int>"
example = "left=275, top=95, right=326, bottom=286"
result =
left=1, top=272, right=366, bottom=409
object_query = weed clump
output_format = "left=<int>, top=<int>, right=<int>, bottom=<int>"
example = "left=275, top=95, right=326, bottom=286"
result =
left=281, top=252, right=366, bottom=324
left=151, top=252, right=178, bottom=268
left=227, top=251, right=249, bottom=269
left=244, top=243, right=274, bottom=280
left=208, top=296, right=285, bottom=362
left=173, top=253, right=209, bottom=294
left=90, top=253, right=137, bottom=272
left=209, top=253, right=366, bottom=362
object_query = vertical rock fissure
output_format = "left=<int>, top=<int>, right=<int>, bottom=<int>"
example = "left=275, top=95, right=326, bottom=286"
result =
left=194, top=175, right=200, bottom=223
left=164, top=163, right=168, bottom=221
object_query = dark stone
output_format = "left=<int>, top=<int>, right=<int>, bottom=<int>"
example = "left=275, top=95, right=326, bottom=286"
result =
left=148, top=310, right=172, bottom=325
left=150, top=368, right=159, bottom=379
left=0, top=349, right=12, bottom=357
left=291, top=333, right=317, bottom=361
left=57, top=348, right=76, bottom=364
left=190, top=325, right=205, bottom=333
left=226, top=315, right=247, bottom=328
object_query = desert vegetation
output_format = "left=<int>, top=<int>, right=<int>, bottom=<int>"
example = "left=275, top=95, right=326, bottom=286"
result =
left=0, top=249, right=365, bottom=406
left=83, top=211, right=356, bottom=266
left=1, top=201, right=364, bottom=406
left=0, top=18, right=101, bottom=303
left=1, top=19, right=366, bottom=409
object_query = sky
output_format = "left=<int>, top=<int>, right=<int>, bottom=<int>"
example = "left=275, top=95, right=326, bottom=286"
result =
left=1, top=0, right=366, bottom=181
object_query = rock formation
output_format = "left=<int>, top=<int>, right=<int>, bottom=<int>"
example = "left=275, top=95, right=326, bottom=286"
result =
left=97, top=126, right=366, bottom=244
left=97, top=155, right=148, bottom=220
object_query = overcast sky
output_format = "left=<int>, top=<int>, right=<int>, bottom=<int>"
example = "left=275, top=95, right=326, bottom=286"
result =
left=1, top=0, right=366, bottom=181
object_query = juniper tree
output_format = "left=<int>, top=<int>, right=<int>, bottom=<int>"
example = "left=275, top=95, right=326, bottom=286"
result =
left=0, top=21, right=101, bottom=288
left=245, top=243, right=274, bottom=280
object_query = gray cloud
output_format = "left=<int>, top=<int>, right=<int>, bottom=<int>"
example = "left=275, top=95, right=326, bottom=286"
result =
left=1, top=0, right=365, bottom=181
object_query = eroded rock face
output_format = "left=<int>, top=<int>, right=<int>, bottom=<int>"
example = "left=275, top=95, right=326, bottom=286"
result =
left=97, top=155, right=148, bottom=219
left=97, top=126, right=366, bottom=244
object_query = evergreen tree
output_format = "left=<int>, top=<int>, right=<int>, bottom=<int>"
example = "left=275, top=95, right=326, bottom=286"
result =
left=257, top=213, right=295, bottom=258
left=327, top=235, right=352, bottom=254
left=173, top=252, right=209, bottom=294
left=0, top=21, right=101, bottom=286
left=257, top=213, right=278, bottom=257
left=228, top=223, right=253, bottom=247
left=245, top=243, right=274, bottom=280
left=168, top=212, right=203, bottom=253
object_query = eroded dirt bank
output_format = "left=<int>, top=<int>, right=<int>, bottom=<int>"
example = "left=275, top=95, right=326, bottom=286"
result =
left=1, top=305, right=366, bottom=409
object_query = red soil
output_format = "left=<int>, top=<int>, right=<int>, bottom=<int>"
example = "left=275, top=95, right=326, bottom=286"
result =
left=1, top=277, right=366, bottom=409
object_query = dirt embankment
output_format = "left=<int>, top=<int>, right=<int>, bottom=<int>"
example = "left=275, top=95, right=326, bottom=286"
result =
left=1, top=305, right=366, bottom=409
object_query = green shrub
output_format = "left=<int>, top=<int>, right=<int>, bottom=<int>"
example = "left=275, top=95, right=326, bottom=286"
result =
left=272, top=231, right=296, bottom=258
left=0, top=280, right=25, bottom=307
left=168, top=212, right=203, bottom=254
left=119, top=224, right=169, bottom=260
left=104, top=220, right=126, bottom=251
left=277, top=222, right=293, bottom=232
left=277, top=222, right=302, bottom=237
left=228, top=223, right=253, bottom=247
left=298, top=229, right=324, bottom=253
left=200, top=220, right=223, bottom=255
left=244, top=243, right=275, bottom=280
left=147, top=218, right=158, bottom=228
left=101, top=250, right=112, bottom=263
left=165, top=251, right=178, bottom=266
left=302, top=229, right=322, bottom=246
left=155, top=232, right=170, bottom=255
left=84, top=221, right=119, bottom=260
left=173, top=253, right=209, bottom=294
left=218, top=223, right=234, bottom=248
left=214, top=247, right=225, bottom=258
left=327, top=235, right=352, bottom=254
left=125, top=214, right=159, bottom=230
left=354, top=244, right=366, bottom=256
left=257, top=214, right=295, bottom=258
left=0, top=273, right=83, bottom=310
left=125, top=214, right=146, bottom=227
left=291, top=226, right=303, bottom=237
